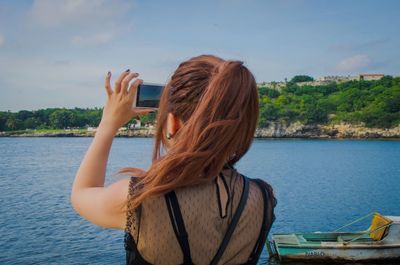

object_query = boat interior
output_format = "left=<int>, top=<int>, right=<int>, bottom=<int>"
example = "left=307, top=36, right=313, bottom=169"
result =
left=273, top=213, right=393, bottom=245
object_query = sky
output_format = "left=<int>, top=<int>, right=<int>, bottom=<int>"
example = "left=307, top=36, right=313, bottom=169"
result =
left=0, top=0, right=399, bottom=112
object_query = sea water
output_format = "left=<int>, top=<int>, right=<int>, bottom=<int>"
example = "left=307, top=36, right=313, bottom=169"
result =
left=0, top=137, right=399, bottom=264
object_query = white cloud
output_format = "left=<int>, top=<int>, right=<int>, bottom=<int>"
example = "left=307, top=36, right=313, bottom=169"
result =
left=0, top=34, right=4, bottom=46
left=71, top=31, right=114, bottom=46
left=29, top=0, right=131, bottom=29
left=0, top=57, right=105, bottom=90
left=335, top=54, right=371, bottom=72
left=27, top=0, right=134, bottom=46
left=0, top=57, right=110, bottom=111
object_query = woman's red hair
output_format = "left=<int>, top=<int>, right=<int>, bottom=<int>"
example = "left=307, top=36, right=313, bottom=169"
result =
left=116, top=54, right=259, bottom=209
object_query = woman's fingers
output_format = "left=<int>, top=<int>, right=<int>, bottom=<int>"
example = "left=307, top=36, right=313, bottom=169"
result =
left=114, top=69, right=131, bottom=94
left=105, top=69, right=143, bottom=102
left=121, top=72, right=139, bottom=94
left=105, top=71, right=113, bottom=98
left=128, top=78, right=143, bottom=99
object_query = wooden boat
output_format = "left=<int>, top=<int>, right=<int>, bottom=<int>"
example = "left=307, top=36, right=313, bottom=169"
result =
left=269, top=212, right=400, bottom=262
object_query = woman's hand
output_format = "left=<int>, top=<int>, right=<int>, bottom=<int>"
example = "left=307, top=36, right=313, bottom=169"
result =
left=100, top=69, right=156, bottom=132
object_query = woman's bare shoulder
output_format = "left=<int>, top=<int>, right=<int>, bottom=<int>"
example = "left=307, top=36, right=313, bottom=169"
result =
left=103, top=176, right=137, bottom=230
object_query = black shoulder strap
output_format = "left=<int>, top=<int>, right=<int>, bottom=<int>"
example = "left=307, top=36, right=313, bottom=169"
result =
left=164, top=174, right=250, bottom=265
left=246, top=179, right=274, bottom=265
left=165, top=191, right=194, bottom=265
left=209, top=174, right=250, bottom=265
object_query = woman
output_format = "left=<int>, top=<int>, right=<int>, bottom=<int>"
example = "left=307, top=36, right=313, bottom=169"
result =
left=71, top=54, right=276, bottom=265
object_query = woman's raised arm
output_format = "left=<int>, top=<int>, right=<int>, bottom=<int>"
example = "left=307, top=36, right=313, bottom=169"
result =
left=70, top=70, right=154, bottom=229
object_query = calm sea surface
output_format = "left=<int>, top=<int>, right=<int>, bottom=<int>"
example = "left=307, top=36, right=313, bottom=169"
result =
left=0, top=137, right=399, bottom=264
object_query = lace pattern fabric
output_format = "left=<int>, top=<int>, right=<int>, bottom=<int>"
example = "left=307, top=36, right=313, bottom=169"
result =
left=124, top=167, right=275, bottom=265
left=125, top=176, right=143, bottom=243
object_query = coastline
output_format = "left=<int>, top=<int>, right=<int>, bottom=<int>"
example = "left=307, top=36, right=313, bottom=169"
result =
left=254, top=122, right=400, bottom=139
left=1, top=122, right=400, bottom=139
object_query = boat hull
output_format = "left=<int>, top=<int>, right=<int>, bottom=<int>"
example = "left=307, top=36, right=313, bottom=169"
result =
left=275, top=243, right=400, bottom=262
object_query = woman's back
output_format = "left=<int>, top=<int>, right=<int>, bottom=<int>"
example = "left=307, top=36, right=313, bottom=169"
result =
left=125, top=166, right=275, bottom=264
left=71, top=55, right=276, bottom=265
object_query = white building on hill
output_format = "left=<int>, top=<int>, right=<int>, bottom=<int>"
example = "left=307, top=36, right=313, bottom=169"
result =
left=359, top=74, right=384, bottom=81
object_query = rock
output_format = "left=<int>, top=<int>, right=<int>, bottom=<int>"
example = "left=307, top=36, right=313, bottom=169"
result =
left=1, top=123, right=400, bottom=138
left=255, top=122, right=400, bottom=139
left=116, top=128, right=155, bottom=137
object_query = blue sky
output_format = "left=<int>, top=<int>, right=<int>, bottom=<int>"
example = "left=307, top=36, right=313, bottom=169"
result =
left=0, top=0, right=399, bottom=111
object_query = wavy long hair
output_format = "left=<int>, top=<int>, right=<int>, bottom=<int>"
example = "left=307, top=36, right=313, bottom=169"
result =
left=116, top=54, right=259, bottom=209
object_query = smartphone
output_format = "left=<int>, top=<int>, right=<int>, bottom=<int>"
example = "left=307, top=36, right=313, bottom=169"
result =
left=135, top=82, right=164, bottom=108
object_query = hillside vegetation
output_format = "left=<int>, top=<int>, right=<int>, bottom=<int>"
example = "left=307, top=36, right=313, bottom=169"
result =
left=258, top=76, right=400, bottom=128
left=1, top=76, right=399, bottom=131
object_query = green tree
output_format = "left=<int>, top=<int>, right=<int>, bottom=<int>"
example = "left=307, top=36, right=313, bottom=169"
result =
left=16, top=110, right=33, bottom=121
left=23, top=117, right=40, bottom=129
left=0, top=112, right=11, bottom=131
left=6, top=117, right=23, bottom=130
left=49, top=109, right=76, bottom=129
left=290, top=75, right=314, bottom=83
left=261, top=104, right=280, bottom=121
left=377, top=75, right=393, bottom=87
left=258, top=86, right=280, bottom=98
left=139, top=112, right=157, bottom=125
left=283, top=82, right=300, bottom=94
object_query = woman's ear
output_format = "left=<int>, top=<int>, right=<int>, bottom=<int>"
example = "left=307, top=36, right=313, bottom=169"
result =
left=167, top=112, right=183, bottom=135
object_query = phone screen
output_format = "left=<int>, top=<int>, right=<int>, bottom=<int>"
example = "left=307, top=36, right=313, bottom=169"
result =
left=136, top=84, right=164, bottom=108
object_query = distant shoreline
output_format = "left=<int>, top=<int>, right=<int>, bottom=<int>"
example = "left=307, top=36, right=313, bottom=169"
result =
left=1, top=122, right=400, bottom=139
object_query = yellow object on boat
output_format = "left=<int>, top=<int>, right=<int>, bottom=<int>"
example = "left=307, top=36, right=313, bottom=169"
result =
left=368, top=212, right=392, bottom=240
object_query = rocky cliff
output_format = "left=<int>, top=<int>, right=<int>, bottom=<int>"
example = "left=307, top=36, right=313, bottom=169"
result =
left=0, top=128, right=154, bottom=137
left=255, top=122, right=400, bottom=139
left=1, top=123, right=400, bottom=138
